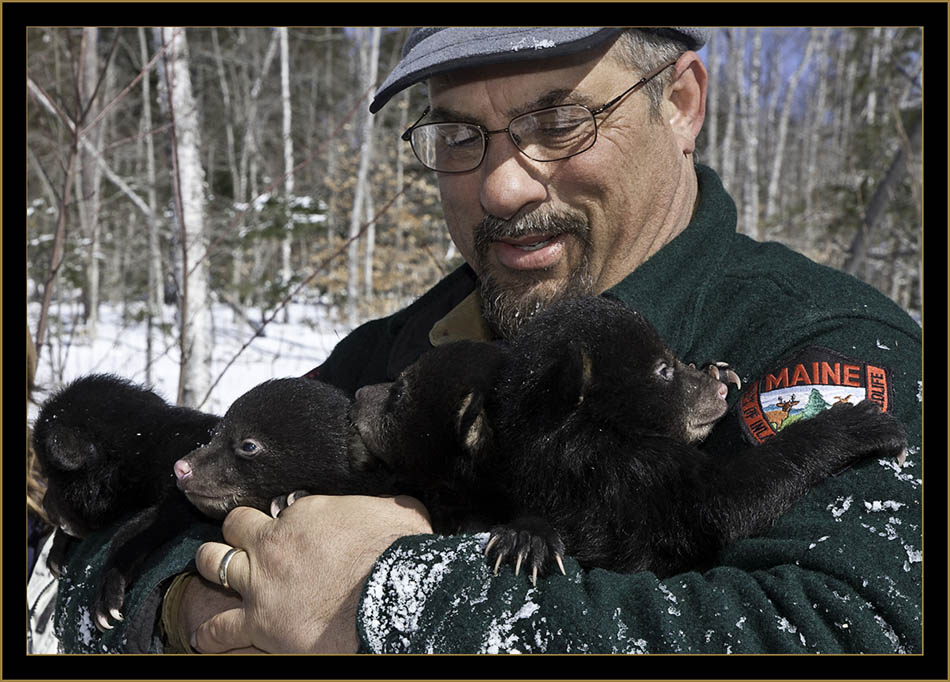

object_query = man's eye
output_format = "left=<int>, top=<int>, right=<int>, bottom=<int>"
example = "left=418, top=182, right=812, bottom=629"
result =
left=538, top=122, right=583, bottom=138
left=444, top=130, right=481, bottom=148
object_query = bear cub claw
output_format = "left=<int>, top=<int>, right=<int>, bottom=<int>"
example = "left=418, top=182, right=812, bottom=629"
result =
left=485, top=516, right=567, bottom=585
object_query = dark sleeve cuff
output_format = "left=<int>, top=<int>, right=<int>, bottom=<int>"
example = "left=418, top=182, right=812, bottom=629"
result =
left=54, top=520, right=222, bottom=653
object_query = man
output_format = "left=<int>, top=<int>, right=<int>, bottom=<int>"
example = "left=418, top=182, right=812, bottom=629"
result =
left=54, top=27, right=922, bottom=655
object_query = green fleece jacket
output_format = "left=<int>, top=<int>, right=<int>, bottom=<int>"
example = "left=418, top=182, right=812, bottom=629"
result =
left=53, top=165, right=922, bottom=655
left=341, top=165, right=923, bottom=654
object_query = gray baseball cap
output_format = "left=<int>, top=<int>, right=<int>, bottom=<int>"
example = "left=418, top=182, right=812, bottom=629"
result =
left=370, top=27, right=709, bottom=113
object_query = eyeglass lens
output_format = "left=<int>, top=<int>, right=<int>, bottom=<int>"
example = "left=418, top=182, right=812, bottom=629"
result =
left=409, top=104, right=598, bottom=173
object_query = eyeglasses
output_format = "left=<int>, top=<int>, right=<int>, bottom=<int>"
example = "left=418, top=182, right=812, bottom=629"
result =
left=401, top=60, right=676, bottom=174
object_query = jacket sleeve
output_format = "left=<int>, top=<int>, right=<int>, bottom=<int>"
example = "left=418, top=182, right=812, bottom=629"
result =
left=355, top=319, right=922, bottom=654
left=53, top=519, right=222, bottom=653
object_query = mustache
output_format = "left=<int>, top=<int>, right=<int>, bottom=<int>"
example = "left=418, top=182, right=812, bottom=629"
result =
left=473, top=211, right=590, bottom=254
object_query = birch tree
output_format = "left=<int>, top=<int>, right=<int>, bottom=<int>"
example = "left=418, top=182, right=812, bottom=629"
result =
left=864, top=27, right=885, bottom=125
left=324, top=27, right=338, bottom=250
left=279, top=27, right=294, bottom=322
left=719, top=29, right=741, bottom=192
left=240, top=30, right=278, bottom=312
left=138, top=28, right=164, bottom=385
left=347, top=26, right=380, bottom=326
left=76, top=28, right=105, bottom=338
left=157, top=27, right=213, bottom=407
left=833, top=31, right=857, bottom=166
left=740, top=28, right=762, bottom=239
left=803, top=29, right=831, bottom=233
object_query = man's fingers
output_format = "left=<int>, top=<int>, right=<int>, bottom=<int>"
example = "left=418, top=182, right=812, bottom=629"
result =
left=195, top=506, right=274, bottom=594
left=191, top=607, right=253, bottom=653
left=221, top=505, right=274, bottom=545
left=195, top=542, right=251, bottom=595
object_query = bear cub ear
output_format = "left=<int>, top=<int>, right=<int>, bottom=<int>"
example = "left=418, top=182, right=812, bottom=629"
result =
left=457, top=390, right=493, bottom=457
left=552, top=339, right=593, bottom=409
left=43, top=425, right=98, bottom=471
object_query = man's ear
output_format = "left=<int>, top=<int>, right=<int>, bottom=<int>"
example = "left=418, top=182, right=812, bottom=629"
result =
left=666, top=51, right=707, bottom=155
left=457, top=390, right=492, bottom=457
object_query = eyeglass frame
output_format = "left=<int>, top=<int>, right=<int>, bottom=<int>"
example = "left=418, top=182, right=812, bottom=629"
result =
left=400, top=59, right=678, bottom=174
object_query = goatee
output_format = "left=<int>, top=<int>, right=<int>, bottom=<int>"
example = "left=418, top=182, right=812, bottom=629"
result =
left=474, top=211, right=594, bottom=339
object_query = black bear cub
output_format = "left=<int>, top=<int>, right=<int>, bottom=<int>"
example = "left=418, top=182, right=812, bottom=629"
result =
left=32, top=375, right=392, bottom=630
left=352, top=297, right=908, bottom=582
left=32, top=375, right=217, bottom=629
left=173, top=377, right=395, bottom=520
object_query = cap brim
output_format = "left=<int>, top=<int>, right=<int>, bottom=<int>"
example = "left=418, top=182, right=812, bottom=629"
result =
left=370, top=28, right=623, bottom=113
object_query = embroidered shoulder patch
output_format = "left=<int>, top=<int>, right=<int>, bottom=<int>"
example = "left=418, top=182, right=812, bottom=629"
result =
left=738, top=346, right=892, bottom=444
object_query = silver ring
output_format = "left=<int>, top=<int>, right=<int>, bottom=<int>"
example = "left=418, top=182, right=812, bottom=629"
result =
left=218, top=547, right=246, bottom=590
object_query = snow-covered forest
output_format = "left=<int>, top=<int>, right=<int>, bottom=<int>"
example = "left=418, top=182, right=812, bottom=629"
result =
left=27, top=27, right=923, bottom=411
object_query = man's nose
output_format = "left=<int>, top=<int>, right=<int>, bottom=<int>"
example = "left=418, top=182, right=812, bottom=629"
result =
left=478, top=138, right=547, bottom=220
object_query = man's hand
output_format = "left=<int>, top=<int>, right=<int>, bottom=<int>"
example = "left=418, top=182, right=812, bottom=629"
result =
left=177, top=575, right=263, bottom=654
left=190, top=494, right=433, bottom=653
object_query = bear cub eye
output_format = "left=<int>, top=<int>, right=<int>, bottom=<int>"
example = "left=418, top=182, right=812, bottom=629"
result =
left=389, top=379, right=408, bottom=406
left=236, top=438, right=263, bottom=459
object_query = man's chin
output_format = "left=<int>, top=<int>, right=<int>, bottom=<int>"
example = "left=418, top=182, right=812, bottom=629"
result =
left=478, top=265, right=592, bottom=340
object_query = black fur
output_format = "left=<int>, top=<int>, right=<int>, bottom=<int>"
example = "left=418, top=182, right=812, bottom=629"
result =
left=353, top=341, right=512, bottom=533
left=34, top=297, right=908, bottom=626
left=174, top=378, right=395, bottom=519
left=353, top=297, right=908, bottom=580
left=31, top=374, right=388, bottom=630
left=32, top=374, right=218, bottom=628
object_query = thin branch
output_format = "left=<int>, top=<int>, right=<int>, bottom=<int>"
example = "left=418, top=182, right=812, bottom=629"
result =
left=34, top=139, right=79, bottom=353
left=80, top=29, right=177, bottom=137
left=29, top=76, right=152, bottom=219
left=77, top=29, right=120, bottom=125
left=198, top=179, right=415, bottom=409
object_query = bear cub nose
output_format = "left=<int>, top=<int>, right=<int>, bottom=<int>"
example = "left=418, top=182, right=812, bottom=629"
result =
left=173, top=459, right=192, bottom=481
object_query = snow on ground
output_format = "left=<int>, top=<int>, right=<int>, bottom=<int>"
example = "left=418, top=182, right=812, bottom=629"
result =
left=28, top=298, right=356, bottom=418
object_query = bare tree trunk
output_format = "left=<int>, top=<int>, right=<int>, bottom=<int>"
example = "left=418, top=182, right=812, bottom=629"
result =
left=211, top=30, right=241, bottom=200
left=77, top=27, right=104, bottom=338
left=347, top=27, right=380, bottom=327
left=741, top=28, right=762, bottom=239
left=158, top=27, right=213, bottom=407
left=279, top=27, right=294, bottom=323
left=719, top=29, right=740, bottom=192
left=138, top=28, right=164, bottom=386
left=210, top=30, right=246, bottom=323
left=324, top=28, right=337, bottom=252
left=804, top=29, right=830, bottom=231
left=764, top=29, right=815, bottom=223
left=363, top=188, right=376, bottom=299
left=864, top=27, right=884, bottom=125
left=238, top=30, right=278, bottom=313
left=833, top=31, right=856, bottom=168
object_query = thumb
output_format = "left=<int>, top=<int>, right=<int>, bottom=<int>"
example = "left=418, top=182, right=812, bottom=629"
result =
left=191, top=607, right=254, bottom=653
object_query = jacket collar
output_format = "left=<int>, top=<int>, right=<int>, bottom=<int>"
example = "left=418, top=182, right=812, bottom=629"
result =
left=429, top=290, right=493, bottom=346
